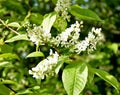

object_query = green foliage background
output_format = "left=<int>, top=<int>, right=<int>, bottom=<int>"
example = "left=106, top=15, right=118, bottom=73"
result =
left=0, top=0, right=120, bottom=95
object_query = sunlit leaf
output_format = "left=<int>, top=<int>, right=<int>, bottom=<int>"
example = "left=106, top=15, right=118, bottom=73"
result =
left=0, top=53, right=19, bottom=60
left=0, top=61, right=13, bottom=67
left=42, top=12, right=56, bottom=33
left=62, top=62, right=88, bottom=95
left=55, top=55, right=70, bottom=74
left=107, top=43, right=118, bottom=54
left=0, top=38, right=4, bottom=45
left=5, top=34, right=29, bottom=43
left=32, top=86, right=40, bottom=90
left=8, top=22, right=20, bottom=28
left=93, top=68, right=120, bottom=93
left=0, top=80, right=18, bottom=85
left=69, top=5, right=102, bottom=21
left=30, top=13, right=43, bottom=25
left=26, top=51, right=44, bottom=58
left=52, top=0, right=57, bottom=4
left=54, top=17, right=67, bottom=32
left=15, top=86, right=40, bottom=95
left=15, top=89, right=33, bottom=95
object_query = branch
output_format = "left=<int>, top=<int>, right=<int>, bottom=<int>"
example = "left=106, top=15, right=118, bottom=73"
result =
left=0, top=18, right=20, bottom=35
left=111, top=30, right=120, bottom=35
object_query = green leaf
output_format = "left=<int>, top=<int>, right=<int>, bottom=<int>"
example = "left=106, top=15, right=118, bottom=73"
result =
left=0, top=84, right=10, bottom=95
left=0, top=38, right=4, bottom=45
left=93, top=68, right=120, bottom=93
left=8, top=22, right=20, bottom=28
left=54, top=17, right=67, bottom=32
left=107, top=43, right=118, bottom=54
left=0, top=44, right=13, bottom=53
left=0, top=80, right=18, bottom=85
left=42, top=12, right=56, bottom=33
left=30, top=13, right=43, bottom=25
left=55, top=55, right=70, bottom=74
left=2, top=0, right=25, bottom=14
left=0, top=61, right=13, bottom=67
left=26, top=51, right=44, bottom=58
left=15, top=89, right=33, bottom=95
left=15, top=86, right=40, bottom=95
left=62, top=62, right=88, bottom=95
left=0, top=53, right=19, bottom=60
left=87, top=64, right=95, bottom=83
left=5, top=34, right=29, bottom=43
left=0, top=79, right=21, bottom=90
left=52, top=0, right=57, bottom=4
left=69, top=5, right=102, bottom=21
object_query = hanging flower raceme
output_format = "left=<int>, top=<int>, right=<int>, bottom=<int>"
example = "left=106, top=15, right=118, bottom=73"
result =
left=54, top=0, right=71, bottom=21
left=52, top=21, right=104, bottom=54
left=27, top=21, right=104, bottom=55
left=52, top=21, right=83, bottom=47
left=29, top=49, right=59, bottom=79
left=73, top=27, right=104, bottom=54
left=27, top=26, right=51, bottom=46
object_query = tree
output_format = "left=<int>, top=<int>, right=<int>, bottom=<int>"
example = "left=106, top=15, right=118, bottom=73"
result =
left=0, top=0, right=120, bottom=95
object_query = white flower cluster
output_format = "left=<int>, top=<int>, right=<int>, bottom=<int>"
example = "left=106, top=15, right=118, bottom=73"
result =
left=28, top=26, right=51, bottom=46
left=54, top=0, right=71, bottom=21
left=52, top=21, right=83, bottom=47
left=28, top=21, right=104, bottom=79
left=29, top=49, right=59, bottom=79
left=73, top=27, right=103, bottom=54
left=28, top=21, right=104, bottom=55
left=52, top=21, right=104, bottom=54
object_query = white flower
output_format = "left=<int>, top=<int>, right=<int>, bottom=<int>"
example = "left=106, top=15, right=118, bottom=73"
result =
left=29, top=49, right=59, bottom=79
left=92, top=27, right=101, bottom=36
left=72, top=27, right=103, bottom=54
left=27, top=26, right=52, bottom=46
left=54, top=0, right=71, bottom=21
left=74, top=39, right=89, bottom=54
left=52, top=21, right=82, bottom=47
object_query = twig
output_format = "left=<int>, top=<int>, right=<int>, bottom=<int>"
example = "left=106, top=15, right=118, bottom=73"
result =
left=24, top=11, right=31, bottom=20
left=111, top=30, right=120, bottom=35
left=0, top=18, right=20, bottom=35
